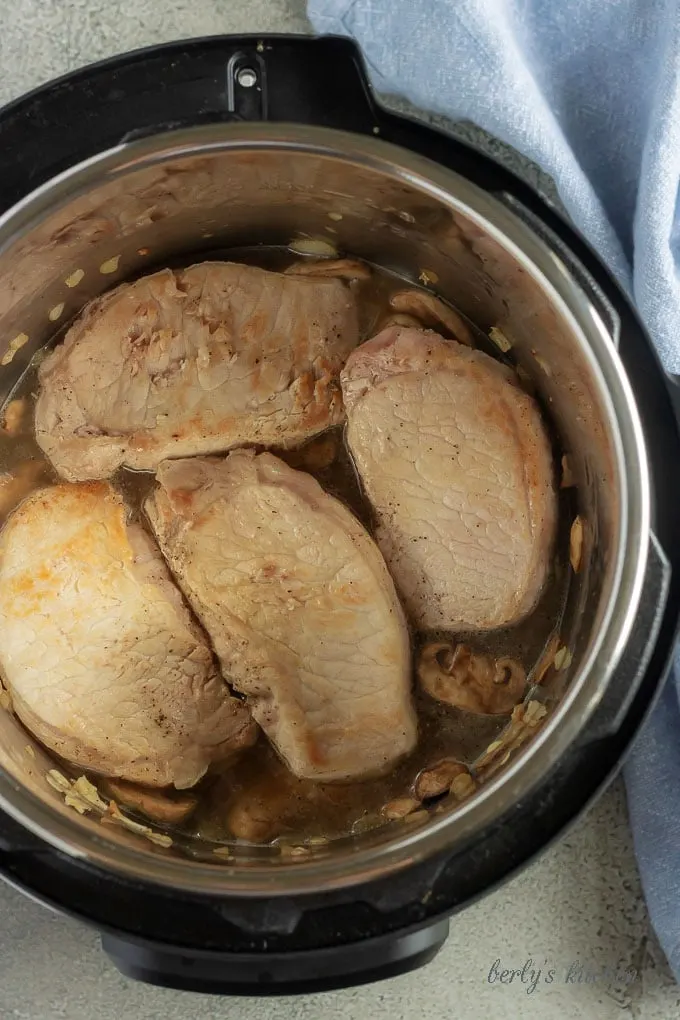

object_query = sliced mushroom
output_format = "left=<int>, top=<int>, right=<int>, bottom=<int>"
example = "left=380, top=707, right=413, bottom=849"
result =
left=433, top=771, right=477, bottom=813
left=418, top=641, right=526, bottom=715
left=449, top=770, right=477, bottom=801
left=227, top=790, right=287, bottom=842
left=217, top=756, right=358, bottom=844
left=376, top=312, right=423, bottom=331
left=388, top=289, right=473, bottom=347
left=414, top=759, right=469, bottom=799
left=284, top=258, right=372, bottom=280
left=402, top=809, right=429, bottom=826
left=104, top=778, right=198, bottom=825
left=382, top=796, right=420, bottom=820
left=224, top=770, right=321, bottom=842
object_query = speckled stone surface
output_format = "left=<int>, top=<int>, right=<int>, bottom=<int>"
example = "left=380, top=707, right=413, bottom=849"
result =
left=0, top=2, right=677, bottom=1017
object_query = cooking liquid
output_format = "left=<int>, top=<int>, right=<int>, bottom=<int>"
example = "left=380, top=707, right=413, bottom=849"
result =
left=0, top=248, right=572, bottom=852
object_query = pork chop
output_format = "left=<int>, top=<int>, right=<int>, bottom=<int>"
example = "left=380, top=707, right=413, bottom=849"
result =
left=145, top=450, right=416, bottom=782
left=35, top=261, right=359, bottom=481
left=0, top=482, right=255, bottom=787
left=341, top=326, right=556, bottom=631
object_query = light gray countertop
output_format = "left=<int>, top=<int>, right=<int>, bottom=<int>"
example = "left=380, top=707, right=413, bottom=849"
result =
left=0, top=2, right=677, bottom=1017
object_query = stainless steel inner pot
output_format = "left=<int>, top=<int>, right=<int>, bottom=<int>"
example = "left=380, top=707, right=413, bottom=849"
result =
left=0, top=123, right=649, bottom=895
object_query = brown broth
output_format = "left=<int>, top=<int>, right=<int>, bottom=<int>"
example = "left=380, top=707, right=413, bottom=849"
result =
left=0, top=248, right=570, bottom=849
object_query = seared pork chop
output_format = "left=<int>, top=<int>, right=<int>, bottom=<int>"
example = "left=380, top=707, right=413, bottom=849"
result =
left=36, top=262, right=359, bottom=481
left=0, top=483, right=255, bottom=787
left=145, top=451, right=416, bottom=782
left=341, top=327, right=556, bottom=630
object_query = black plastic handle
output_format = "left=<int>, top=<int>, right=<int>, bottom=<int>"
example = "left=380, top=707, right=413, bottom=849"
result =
left=102, top=917, right=449, bottom=995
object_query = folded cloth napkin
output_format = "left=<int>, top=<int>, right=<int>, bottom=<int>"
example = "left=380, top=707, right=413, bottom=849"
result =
left=309, top=0, right=680, bottom=979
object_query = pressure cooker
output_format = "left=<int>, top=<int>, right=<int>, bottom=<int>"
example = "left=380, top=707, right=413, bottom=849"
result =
left=0, top=34, right=678, bottom=995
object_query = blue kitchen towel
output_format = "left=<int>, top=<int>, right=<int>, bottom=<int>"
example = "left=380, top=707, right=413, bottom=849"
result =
left=308, top=0, right=680, bottom=980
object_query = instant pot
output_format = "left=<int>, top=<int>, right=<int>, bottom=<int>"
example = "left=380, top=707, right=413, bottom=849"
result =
left=0, top=34, right=679, bottom=995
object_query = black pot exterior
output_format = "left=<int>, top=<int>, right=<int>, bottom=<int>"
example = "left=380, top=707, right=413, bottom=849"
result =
left=0, top=34, right=679, bottom=994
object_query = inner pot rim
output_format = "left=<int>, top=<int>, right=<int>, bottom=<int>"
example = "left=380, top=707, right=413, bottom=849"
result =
left=0, top=123, right=650, bottom=896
